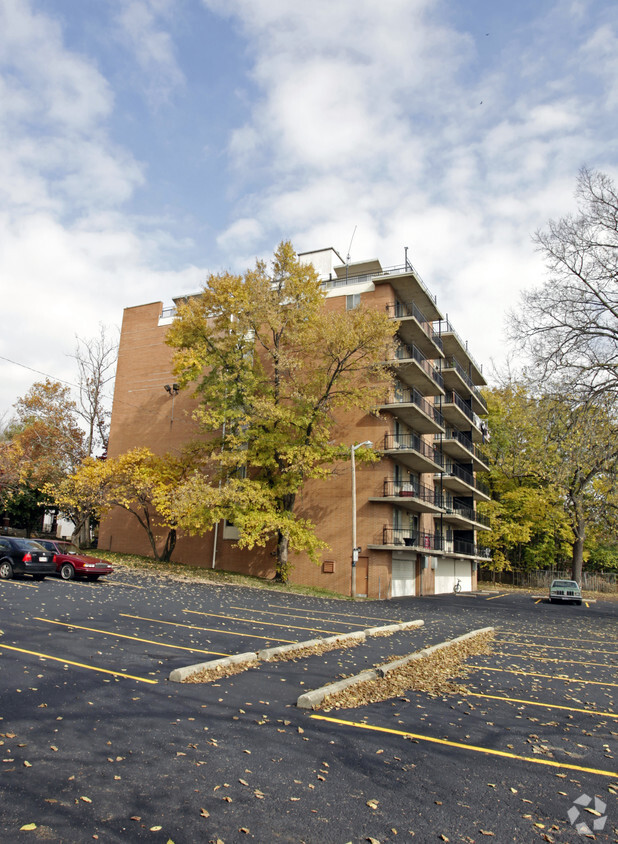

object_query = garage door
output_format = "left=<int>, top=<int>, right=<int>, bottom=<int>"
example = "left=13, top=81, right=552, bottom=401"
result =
left=391, top=558, right=416, bottom=597
left=435, top=559, right=472, bottom=594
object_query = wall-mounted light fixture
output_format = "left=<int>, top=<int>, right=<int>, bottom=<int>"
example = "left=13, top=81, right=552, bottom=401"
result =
left=164, top=383, right=180, bottom=422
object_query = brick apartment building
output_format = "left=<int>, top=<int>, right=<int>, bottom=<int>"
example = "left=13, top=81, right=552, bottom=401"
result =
left=99, top=247, right=491, bottom=598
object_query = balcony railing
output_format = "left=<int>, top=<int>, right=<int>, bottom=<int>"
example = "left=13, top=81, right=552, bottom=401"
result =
left=386, top=300, right=443, bottom=350
left=381, top=527, right=443, bottom=550
left=452, top=538, right=491, bottom=558
left=394, top=342, right=444, bottom=389
left=433, top=318, right=484, bottom=378
left=442, top=462, right=490, bottom=496
left=442, top=358, right=487, bottom=409
left=387, top=387, right=445, bottom=426
left=441, top=390, right=475, bottom=423
left=381, top=478, right=443, bottom=507
left=439, top=428, right=489, bottom=464
left=442, top=496, right=491, bottom=527
left=383, top=432, right=444, bottom=467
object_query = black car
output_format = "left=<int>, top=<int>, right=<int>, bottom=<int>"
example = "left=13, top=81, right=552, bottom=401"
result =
left=0, top=537, right=56, bottom=580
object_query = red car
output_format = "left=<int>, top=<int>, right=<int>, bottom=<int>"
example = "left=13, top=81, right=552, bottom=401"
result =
left=36, top=539, right=114, bottom=582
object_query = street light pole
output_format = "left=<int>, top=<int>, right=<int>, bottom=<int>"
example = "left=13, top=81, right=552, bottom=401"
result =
left=351, top=440, right=372, bottom=598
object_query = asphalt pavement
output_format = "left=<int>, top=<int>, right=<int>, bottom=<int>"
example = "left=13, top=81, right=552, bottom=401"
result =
left=0, top=570, right=616, bottom=843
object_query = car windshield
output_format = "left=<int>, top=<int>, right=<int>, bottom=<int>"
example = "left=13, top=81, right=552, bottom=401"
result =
left=552, top=580, right=578, bottom=588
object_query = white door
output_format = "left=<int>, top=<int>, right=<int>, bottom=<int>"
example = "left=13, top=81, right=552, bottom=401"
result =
left=391, top=558, right=416, bottom=597
left=435, top=559, right=456, bottom=594
left=455, top=560, right=472, bottom=592
left=435, top=559, right=472, bottom=593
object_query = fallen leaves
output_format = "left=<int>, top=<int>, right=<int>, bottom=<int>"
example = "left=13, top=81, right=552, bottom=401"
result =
left=319, top=632, right=495, bottom=710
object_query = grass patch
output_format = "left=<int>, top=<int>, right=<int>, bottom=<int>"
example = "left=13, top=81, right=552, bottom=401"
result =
left=93, top=549, right=349, bottom=600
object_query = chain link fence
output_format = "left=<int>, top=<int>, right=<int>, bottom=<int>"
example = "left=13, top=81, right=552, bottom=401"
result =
left=478, top=567, right=618, bottom=593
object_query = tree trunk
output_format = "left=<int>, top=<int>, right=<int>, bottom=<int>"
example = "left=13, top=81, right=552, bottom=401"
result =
left=274, top=492, right=296, bottom=582
left=571, top=510, right=585, bottom=583
left=161, top=528, right=177, bottom=563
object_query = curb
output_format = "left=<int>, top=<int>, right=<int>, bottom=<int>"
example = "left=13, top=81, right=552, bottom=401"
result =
left=376, top=626, right=494, bottom=677
left=365, top=619, right=424, bottom=637
left=297, top=670, right=380, bottom=709
left=296, top=626, right=494, bottom=709
left=169, top=651, right=257, bottom=683
left=258, top=630, right=366, bottom=661
left=168, top=618, right=425, bottom=683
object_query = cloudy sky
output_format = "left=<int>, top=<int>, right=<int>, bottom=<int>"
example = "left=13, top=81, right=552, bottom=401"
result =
left=1, top=0, right=617, bottom=418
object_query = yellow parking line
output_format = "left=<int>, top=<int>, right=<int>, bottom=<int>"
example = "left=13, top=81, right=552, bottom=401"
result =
left=267, top=603, right=402, bottom=623
left=485, top=593, right=509, bottom=601
left=534, top=598, right=542, bottom=604
left=493, top=651, right=616, bottom=669
left=464, top=692, right=618, bottom=719
left=497, top=632, right=610, bottom=645
left=493, top=640, right=618, bottom=656
left=0, top=579, right=39, bottom=589
left=230, top=606, right=368, bottom=628
left=33, top=617, right=227, bottom=656
left=0, top=643, right=158, bottom=684
left=121, top=613, right=297, bottom=644
left=310, top=715, right=618, bottom=779
left=469, top=665, right=618, bottom=688
left=184, top=609, right=341, bottom=635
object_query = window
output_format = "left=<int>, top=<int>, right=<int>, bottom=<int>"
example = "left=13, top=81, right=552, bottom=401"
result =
left=346, top=293, right=360, bottom=310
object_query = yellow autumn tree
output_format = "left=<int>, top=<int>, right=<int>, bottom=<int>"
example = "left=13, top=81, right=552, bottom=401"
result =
left=166, top=241, right=397, bottom=581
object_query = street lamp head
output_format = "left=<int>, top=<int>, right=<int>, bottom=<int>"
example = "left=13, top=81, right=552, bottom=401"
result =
left=352, top=440, right=373, bottom=451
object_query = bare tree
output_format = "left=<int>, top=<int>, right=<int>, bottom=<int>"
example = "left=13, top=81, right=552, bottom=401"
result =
left=510, top=168, right=618, bottom=398
left=72, top=325, right=118, bottom=457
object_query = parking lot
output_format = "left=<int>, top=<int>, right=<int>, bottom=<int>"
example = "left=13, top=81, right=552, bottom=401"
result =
left=0, top=571, right=616, bottom=843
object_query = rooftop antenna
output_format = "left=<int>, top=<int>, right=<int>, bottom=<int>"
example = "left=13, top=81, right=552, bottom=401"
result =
left=345, top=225, right=357, bottom=284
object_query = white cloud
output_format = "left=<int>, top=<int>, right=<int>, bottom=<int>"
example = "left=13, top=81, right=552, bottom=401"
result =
left=112, top=0, right=185, bottom=106
left=0, top=1, right=201, bottom=414
left=200, top=0, right=618, bottom=383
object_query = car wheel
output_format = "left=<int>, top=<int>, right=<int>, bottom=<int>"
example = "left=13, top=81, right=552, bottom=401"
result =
left=60, top=563, right=75, bottom=581
left=85, top=574, right=100, bottom=582
left=0, top=560, right=13, bottom=580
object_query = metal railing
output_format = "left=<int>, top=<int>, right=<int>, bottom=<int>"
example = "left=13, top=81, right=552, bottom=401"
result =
left=442, top=358, right=487, bottom=409
left=381, top=478, right=443, bottom=507
left=439, top=428, right=490, bottom=465
left=383, top=432, right=444, bottom=467
left=441, top=462, right=490, bottom=496
left=386, top=387, right=445, bottom=427
left=433, top=317, right=484, bottom=377
left=385, top=300, right=443, bottom=350
left=394, top=342, right=444, bottom=389
left=441, top=496, right=491, bottom=527
left=452, top=538, right=491, bottom=558
left=441, top=390, right=475, bottom=423
left=381, top=527, right=443, bottom=550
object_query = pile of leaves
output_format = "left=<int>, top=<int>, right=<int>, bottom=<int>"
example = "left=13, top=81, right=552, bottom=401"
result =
left=320, top=630, right=494, bottom=710
left=183, top=658, right=259, bottom=684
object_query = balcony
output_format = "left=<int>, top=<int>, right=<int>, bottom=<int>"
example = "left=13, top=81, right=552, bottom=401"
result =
left=433, top=318, right=486, bottom=386
left=386, top=300, right=444, bottom=358
left=374, top=527, right=444, bottom=551
left=445, top=537, right=491, bottom=559
left=439, top=497, right=491, bottom=531
left=383, top=432, right=444, bottom=473
left=370, top=478, right=443, bottom=515
left=390, top=341, right=444, bottom=395
left=441, top=358, right=487, bottom=414
left=438, top=429, right=490, bottom=471
left=440, top=390, right=480, bottom=431
left=380, top=387, right=445, bottom=435
left=437, top=462, right=490, bottom=501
